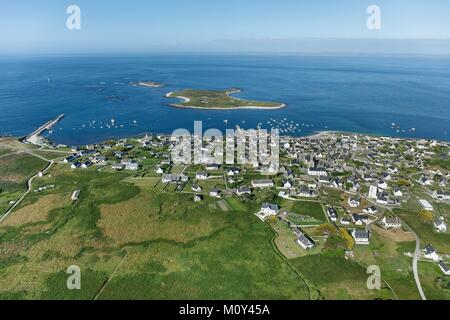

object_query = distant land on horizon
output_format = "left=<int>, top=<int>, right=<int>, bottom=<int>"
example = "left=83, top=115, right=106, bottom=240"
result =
left=2, top=38, right=450, bottom=56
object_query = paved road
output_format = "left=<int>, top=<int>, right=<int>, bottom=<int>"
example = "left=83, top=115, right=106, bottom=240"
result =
left=0, top=160, right=53, bottom=224
left=402, top=222, right=427, bottom=300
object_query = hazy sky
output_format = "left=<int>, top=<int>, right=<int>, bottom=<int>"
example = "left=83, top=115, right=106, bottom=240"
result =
left=1, top=0, right=450, bottom=54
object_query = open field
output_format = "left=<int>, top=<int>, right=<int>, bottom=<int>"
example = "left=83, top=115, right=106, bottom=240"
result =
left=281, top=200, right=325, bottom=223
left=352, top=226, right=420, bottom=300
left=418, top=262, right=450, bottom=300
left=290, top=249, right=394, bottom=300
left=0, top=149, right=49, bottom=214
left=0, top=164, right=310, bottom=299
left=395, top=208, right=450, bottom=253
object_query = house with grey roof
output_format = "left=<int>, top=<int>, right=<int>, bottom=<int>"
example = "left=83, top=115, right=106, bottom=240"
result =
left=351, top=229, right=370, bottom=245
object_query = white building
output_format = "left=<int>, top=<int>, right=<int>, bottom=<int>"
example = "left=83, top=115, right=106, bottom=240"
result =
left=377, top=180, right=388, bottom=190
left=236, top=186, right=251, bottom=196
left=125, top=162, right=139, bottom=171
left=352, top=229, right=370, bottom=245
left=340, top=216, right=351, bottom=226
left=282, top=180, right=293, bottom=189
left=434, top=218, right=447, bottom=233
left=296, top=234, right=315, bottom=250
left=419, top=199, right=434, bottom=211
left=381, top=216, right=402, bottom=229
left=308, top=167, right=327, bottom=176
left=368, top=186, right=378, bottom=199
left=71, top=190, right=80, bottom=202
left=393, top=189, right=403, bottom=197
left=423, top=244, right=440, bottom=261
left=363, top=206, right=378, bottom=214
left=81, top=161, right=92, bottom=169
left=438, top=261, right=450, bottom=276
left=348, top=197, right=361, bottom=208
left=327, top=207, right=338, bottom=222
left=196, top=171, right=209, bottom=180
left=251, top=179, right=274, bottom=188
left=260, top=203, right=279, bottom=216
left=352, top=214, right=369, bottom=226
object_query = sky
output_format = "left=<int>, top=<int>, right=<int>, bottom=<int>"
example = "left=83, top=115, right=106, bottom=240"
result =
left=1, top=0, right=450, bottom=55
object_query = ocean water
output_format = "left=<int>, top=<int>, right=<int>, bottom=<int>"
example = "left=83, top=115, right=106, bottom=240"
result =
left=0, top=54, right=449, bottom=145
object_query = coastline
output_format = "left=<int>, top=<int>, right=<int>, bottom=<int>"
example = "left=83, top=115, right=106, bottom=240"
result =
left=9, top=128, right=448, bottom=149
left=165, top=91, right=286, bottom=110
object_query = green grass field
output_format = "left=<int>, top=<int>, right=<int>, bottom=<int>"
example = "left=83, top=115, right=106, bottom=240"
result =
left=395, top=208, right=450, bottom=253
left=0, top=152, right=48, bottom=214
left=283, top=201, right=325, bottom=223
left=0, top=164, right=310, bottom=299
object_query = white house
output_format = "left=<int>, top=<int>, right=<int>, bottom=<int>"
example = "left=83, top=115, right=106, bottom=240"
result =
left=308, top=167, right=327, bottom=176
left=348, top=197, right=361, bottom=208
left=194, top=194, right=203, bottom=202
left=433, top=190, right=450, bottom=200
left=327, top=207, right=338, bottom=222
left=196, top=171, right=209, bottom=180
left=226, top=168, right=241, bottom=176
left=209, top=188, right=221, bottom=198
left=340, top=216, right=351, bottom=226
left=381, top=216, right=402, bottom=229
left=125, top=162, right=139, bottom=171
left=423, top=244, right=440, bottom=262
left=438, top=261, right=450, bottom=276
left=368, top=185, right=378, bottom=199
left=298, top=186, right=315, bottom=198
left=71, top=190, right=80, bottom=202
left=257, top=202, right=279, bottom=220
left=296, top=234, right=315, bottom=250
left=363, top=206, right=378, bottom=214
left=352, top=214, right=369, bottom=226
left=419, top=199, right=434, bottom=211
left=434, top=218, right=447, bottom=233
left=81, top=161, right=93, bottom=169
left=388, top=166, right=398, bottom=174
left=205, top=164, right=220, bottom=171
left=282, top=180, right=293, bottom=189
left=70, top=162, right=81, bottom=169
left=64, top=155, right=76, bottom=163
left=393, top=189, right=403, bottom=197
left=377, top=180, right=388, bottom=190
left=155, top=167, right=164, bottom=174
left=236, top=186, right=251, bottom=196
left=251, top=179, right=274, bottom=188
left=351, top=229, right=370, bottom=245
left=111, top=163, right=124, bottom=170
left=417, top=176, right=432, bottom=186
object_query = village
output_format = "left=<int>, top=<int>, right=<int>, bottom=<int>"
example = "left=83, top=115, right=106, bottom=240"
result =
left=55, top=129, right=450, bottom=278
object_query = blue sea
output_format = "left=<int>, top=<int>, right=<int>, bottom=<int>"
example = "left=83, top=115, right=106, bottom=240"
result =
left=0, top=54, right=449, bottom=145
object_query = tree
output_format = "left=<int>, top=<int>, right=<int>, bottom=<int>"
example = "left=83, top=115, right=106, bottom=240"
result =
left=419, top=210, right=433, bottom=222
left=317, top=223, right=337, bottom=236
left=339, top=228, right=355, bottom=250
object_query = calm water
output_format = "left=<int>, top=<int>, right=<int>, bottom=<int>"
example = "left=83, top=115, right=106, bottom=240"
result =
left=0, top=54, right=449, bottom=145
